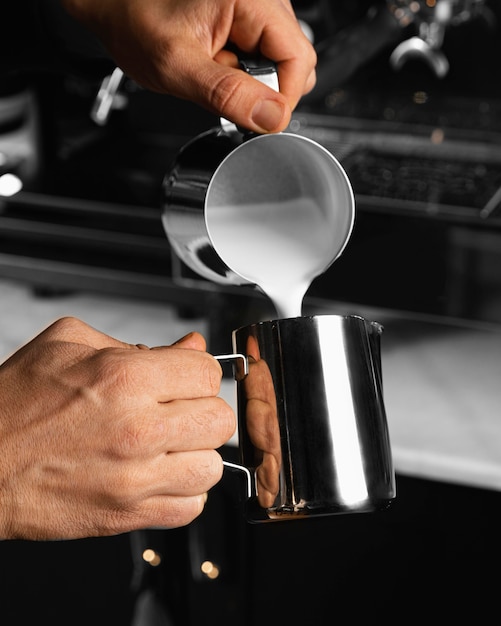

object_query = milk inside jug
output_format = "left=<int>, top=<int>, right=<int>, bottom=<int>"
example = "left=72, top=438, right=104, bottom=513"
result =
left=207, top=195, right=346, bottom=319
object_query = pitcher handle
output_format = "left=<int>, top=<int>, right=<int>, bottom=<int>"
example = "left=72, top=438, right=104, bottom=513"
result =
left=214, top=353, right=249, bottom=379
left=214, top=353, right=254, bottom=499
left=220, top=59, right=279, bottom=134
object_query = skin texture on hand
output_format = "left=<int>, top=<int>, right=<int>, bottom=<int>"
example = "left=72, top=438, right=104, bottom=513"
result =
left=0, top=318, right=235, bottom=540
left=61, top=0, right=317, bottom=133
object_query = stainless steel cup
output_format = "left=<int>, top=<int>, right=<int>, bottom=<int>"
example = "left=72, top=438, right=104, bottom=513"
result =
left=216, top=314, right=395, bottom=522
left=161, top=62, right=355, bottom=290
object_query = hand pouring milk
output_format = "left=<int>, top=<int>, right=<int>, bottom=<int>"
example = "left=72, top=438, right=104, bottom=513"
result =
left=162, top=61, right=355, bottom=316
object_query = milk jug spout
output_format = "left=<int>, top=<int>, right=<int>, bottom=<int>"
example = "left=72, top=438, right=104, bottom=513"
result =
left=368, top=320, right=384, bottom=385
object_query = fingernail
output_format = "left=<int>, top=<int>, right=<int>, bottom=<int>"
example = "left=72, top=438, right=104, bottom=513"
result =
left=251, top=99, right=286, bottom=132
left=172, top=332, right=195, bottom=345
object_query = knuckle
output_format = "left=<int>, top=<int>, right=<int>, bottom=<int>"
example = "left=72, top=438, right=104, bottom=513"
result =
left=50, top=315, right=78, bottom=331
left=207, top=71, right=248, bottom=119
left=304, top=40, right=317, bottom=67
left=193, top=397, right=236, bottom=443
left=93, top=351, right=144, bottom=397
left=176, top=451, right=223, bottom=492
left=199, top=355, right=222, bottom=396
left=213, top=398, right=237, bottom=441
left=151, top=496, right=205, bottom=529
left=112, top=418, right=157, bottom=459
left=44, top=316, right=83, bottom=340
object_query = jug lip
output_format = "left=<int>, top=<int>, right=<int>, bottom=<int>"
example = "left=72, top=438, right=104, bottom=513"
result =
left=204, top=131, right=356, bottom=286
left=233, top=313, right=382, bottom=331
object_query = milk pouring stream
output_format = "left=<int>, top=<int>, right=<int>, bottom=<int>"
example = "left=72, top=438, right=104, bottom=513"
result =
left=206, top=196, right=347, bottom=318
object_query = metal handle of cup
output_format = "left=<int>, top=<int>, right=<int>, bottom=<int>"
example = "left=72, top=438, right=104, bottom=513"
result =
left=214, top=353, right=254, bottom=499
left=220, top=59, right=279, bottom=133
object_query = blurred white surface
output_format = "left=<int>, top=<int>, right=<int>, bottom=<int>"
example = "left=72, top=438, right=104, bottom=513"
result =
left=380, top=314, right=501, bottom=491
left=0, top=279, right=207, bottom=358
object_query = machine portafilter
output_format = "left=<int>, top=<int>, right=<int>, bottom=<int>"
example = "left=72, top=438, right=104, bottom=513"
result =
left=302, top=0, right=496, bottom=103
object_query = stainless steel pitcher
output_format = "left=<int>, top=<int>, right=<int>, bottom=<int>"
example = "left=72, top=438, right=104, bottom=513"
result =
left=216, top=314, right=396, bottom=522
left=161, top=61, right=355, bottom=289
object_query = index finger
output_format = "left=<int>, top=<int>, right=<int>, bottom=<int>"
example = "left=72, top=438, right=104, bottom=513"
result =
left=230, top=1, right=317, bottom=110
left=40, top=317, right=138, bottom=350
left=143, top=346, right=223, bottom=402
left=40, top=318, right=222, bottom=401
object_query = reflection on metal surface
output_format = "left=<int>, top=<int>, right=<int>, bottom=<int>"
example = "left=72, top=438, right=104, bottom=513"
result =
left=390, top=35, right=449, bottom=78
left=317, top=316, right=369, bottom=505
left=91, top=67, right=127, bottom=126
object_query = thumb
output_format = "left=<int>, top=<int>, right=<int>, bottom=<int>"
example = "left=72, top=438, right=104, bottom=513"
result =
left=171, top=331, right=207, bottom=351
left=190, top=59, right=291, bottom=133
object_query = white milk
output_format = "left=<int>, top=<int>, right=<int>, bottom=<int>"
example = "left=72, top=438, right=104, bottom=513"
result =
left=207, top=197, right=344, bottom=319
